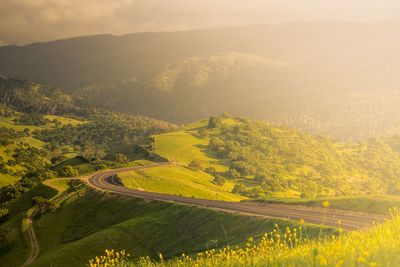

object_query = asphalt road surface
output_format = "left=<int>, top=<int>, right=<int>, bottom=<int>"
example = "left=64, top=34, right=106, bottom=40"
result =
left=87, top=163, right=386, bottom=231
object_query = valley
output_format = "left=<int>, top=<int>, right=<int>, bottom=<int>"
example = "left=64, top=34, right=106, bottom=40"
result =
left=1, top=19, right=400, bottom=267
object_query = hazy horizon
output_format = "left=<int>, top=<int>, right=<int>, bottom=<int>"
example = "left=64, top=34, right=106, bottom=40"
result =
left=2, top=0, right=400, bottom=46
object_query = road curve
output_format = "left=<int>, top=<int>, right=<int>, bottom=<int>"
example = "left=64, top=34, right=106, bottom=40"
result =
left=87, top=163, right=386, bottom=231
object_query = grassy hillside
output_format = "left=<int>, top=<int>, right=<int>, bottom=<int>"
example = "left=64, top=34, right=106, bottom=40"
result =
left=261, top=195, right=400, bottom=215
left=0, top=184, right=58, bottom=267
left=0, top=76, right=177, bottom=191
left=154, top=119, right=230, bottom=172
left=121, top=214, right=400, bottom=267
left=1, top=181, right=333, bottom=267
left=118, top=165, right=243, bottom=201
left=153, top=116, right=400, bottom=199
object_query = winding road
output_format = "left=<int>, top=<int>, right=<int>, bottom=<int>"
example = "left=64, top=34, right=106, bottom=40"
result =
left=21, top=162, right=387, bottom=266
left=87, top=163, right=386, bottom=231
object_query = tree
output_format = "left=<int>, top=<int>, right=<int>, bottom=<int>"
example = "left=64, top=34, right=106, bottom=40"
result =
left=209, top=137, right=226, bottom=157
left=208, top=116, right=222, bottom=129
left=115, top=153, right=129, bottom=164
left=189, top=160, right=202, bottom=171
left=32, top=197, right=55, bottom=215
left=81, top=147, right=106, bottom=162
left=205, top=166, right=217, bottom=175
left=213, top=176, right=226, bottom=186
left=228, top=169, right=241, bottom=179
left=58, top=165, right=79, bottom=177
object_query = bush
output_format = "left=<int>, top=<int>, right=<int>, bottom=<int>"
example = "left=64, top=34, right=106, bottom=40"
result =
left=213, top=176, right=226, bottom=186
left=32, top=196, right=55, bottom=215
left=58, top=165, right=79, bottom=177
left=205, top=166, right=217, bottom=175
left=115, top=153, right=129, bottom=164
left=208, top=116, right=222, bottom=129
left=0, top=208, right=9, bottom=222
left=189, top=160, right=202, bottom=171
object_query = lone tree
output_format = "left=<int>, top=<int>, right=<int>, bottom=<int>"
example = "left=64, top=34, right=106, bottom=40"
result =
left=208, top=116, right=222, bottom=129
left=189, top=160, right=202, bottom=171
left=115, top=153, right=129, bottom=164
left=213, top=176, right=226, bottom=186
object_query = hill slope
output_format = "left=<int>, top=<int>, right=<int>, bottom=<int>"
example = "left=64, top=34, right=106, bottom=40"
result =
left=0, top=180, right=332, bottom=267
left=152, top=116, right=400, bottom=199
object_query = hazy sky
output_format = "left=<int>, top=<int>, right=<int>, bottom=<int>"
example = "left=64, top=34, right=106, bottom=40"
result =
left=1, top=0, right=400, bottom=46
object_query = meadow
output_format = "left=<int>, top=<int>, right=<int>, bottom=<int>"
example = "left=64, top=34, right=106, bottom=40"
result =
left=118, top=165, right=243, bottom=201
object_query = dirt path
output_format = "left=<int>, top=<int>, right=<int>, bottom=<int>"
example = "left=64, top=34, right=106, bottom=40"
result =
left=21, top=215, right=39, bottom=267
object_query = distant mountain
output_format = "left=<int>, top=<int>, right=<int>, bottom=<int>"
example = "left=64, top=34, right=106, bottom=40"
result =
left=2, top=21, right=400, bottom=140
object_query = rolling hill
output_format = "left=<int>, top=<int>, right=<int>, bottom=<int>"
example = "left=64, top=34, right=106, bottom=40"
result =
left=0, top=179, right=333, bottom=267
left=2, top=22, right=400, bottom=139
left=150, top=116, right=400, bottom=199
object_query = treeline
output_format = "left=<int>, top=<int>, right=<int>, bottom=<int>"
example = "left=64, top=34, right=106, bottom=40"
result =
left=0, top=76, right=88, bottom=116
left=203, top=116, right=400, bottom=198
left=35, top=112, right=176, bottom=156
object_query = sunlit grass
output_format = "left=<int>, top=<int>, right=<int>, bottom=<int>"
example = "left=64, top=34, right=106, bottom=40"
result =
left=91, top=213, right=400, bottom=267
left=118, top=165, right=243, bottom=201
left=154, top=119, right=228, bottom=172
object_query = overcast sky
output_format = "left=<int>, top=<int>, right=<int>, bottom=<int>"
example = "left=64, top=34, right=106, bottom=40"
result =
left=1, top=0, right=400, bottom=46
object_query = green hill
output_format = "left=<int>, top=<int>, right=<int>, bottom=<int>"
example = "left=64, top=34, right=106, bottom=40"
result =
left=0, top=180, right=333, bottom=267
left=152, top=116, right=400, bottom=199
left=122, top=214, right=400, bottom=267
left=0, top=77, right=176, bottom=190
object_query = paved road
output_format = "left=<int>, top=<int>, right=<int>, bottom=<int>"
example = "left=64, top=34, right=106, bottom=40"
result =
left=87, top=163, right=386, bottom=231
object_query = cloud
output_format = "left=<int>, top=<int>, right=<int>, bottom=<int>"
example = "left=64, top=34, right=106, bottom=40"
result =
left=1, top=0, right=400, bottom=45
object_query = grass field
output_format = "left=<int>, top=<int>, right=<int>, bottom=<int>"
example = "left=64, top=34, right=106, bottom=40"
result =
left=0, top=184, right=58, bottom=267
left=26, top=184, right=333, bottom=267
left=154, top=119, right=228, bottom=172
left=43, top=115, right=84, bottom=126
left=261, top=195, right=400, bottom=215
left=123, top=214, right=400, bottom=267
left=118, top=165, right=244, bottom=201
left=0, top=173, right=20, bottom=187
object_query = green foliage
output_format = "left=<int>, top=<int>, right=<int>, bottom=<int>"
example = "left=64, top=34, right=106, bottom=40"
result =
left=13, top=114, right=47, bottom=126
left=203, top=118, right=400, bottom=198
left=114, top=153, right=129, bottom=165
left=208, top=117, right=222, bottom=129
left=0, top=76, right=86, bottom=116
left=212, top=176, right=226, bottom=186
left=36, top=112, right=175, bottom=155
left=188, top=160, right=202, bottom=171
left=204, top=166, right=217, bottom=175
left=0, top=208, right=9, bottom=222
left=58, top=165, right=79, bottom=178
left=32, top=196, right=55, bottom=215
